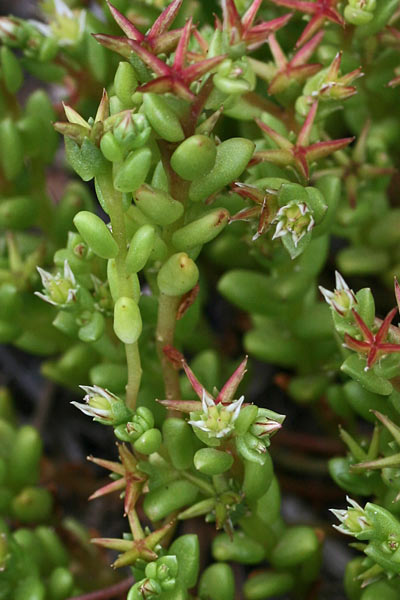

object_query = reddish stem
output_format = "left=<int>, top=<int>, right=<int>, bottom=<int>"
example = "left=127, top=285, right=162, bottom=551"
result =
left=67, top=577, right=134, bottom=600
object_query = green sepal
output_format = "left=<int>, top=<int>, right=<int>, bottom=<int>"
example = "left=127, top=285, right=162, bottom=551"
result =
left=78, top=311, right=105, bottom=343
left=355, top=288, right=375, bottom=329
left=341, top=354, right=393, bottom=396
left=65, top=137, right=105, bottom=182
left=234, top=405, right=258, bottom=436
left=305, top=186, right=327, bottom=224
left=281, top=230, right=312, bottom=260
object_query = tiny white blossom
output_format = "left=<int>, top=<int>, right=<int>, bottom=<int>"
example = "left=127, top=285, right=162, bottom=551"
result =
left=35, top=260, right=77, bottom=307
left=189, top=391, right=244, bottom=439
left=272, top=202, right=314, bottom=247
left=319, top=271, right=357, bottom=316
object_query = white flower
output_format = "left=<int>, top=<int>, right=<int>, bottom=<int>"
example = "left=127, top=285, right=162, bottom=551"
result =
left=272, top=202, right=314, bottom=247
left=319, top=271, right=357, bottom=316
left=35, top=260, right=77, bottom=307
left=188, top=390, right=244, bottom=439
left=71, top=385, right=119, bottom=423
left=330, top=496, right=370, bottom=537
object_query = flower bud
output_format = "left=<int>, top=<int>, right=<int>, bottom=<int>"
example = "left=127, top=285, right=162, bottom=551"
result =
left=214, top=57, right=256, bottom=96
left=272, top=201, right=314, bottom=248
left=128, top=578, right=161, bottom=600
left=100, top=131, right=125, bottom=162
left=113, top=296, right=142, bottom=344
left=113, top=146, right=152, bottom=193
left=194, top=448, right=233, bottom=476
left=73, top=211, right=118, bottom=259
left=331, top=497, right=371, bottom=538
left=142, top=93, right=184, bottom=143
left=189, top=393, right=244, bottom=441
left=135, top=185, right=184, bottom=226
left=189, top=138, right=255, bottom=202
left=72, top=385, right=132, bottom=425
left=172, top=209, right=229, bottom=251
left=171, top=135, right=217, bottom=181
left=114, top=61, right=138, bottom=107
left=113, top=112, right=151, bottom=152
left=126, top=225, right=156, bottom=273
left=157, top=253, right=199, bottom=296
left=344, top=6, right=373, bottom=25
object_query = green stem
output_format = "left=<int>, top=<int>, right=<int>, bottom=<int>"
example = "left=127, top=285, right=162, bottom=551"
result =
left=96, top=166, right=142, bottom=410
left=156, top=293, right=181, bottom=402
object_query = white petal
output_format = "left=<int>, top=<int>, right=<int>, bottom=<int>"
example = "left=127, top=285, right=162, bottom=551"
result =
left=215, top=426, right=234, bottom=438
left=319, top=286, right=334, bottom=305
left=188, top=420, right=210, bottom=433
left=335, top=271, right=349, bottom=292
left=37, top=266, right=53, bottom=288
left=63, top=260, right=76, bottom=285
left=346, top=496, right=363, bottom=511
left=332, top=524, right=354, bottom=536
left=54, top=0, right=73, bottom=18
left=71, top=401, right=109, bottom=419
left=34, top=291, right=57, bottom=306
left=28, top=19, right=51, bottom=36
